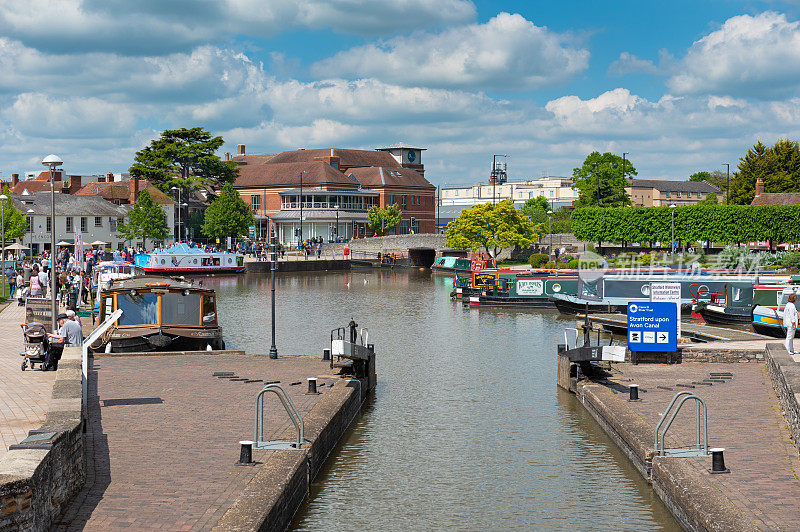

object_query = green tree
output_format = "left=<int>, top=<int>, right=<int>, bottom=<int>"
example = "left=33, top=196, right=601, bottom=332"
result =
left=116, top=190, right=169, bottom=249
left=689, top=170, right=727, bottom=191
left=572, top=152, right=637, bottom=207
left=186, top=210, right=206, bottom=240
left=729, top=139, right=800, bottom=204
left=446, top=200, right=536, bottom=257
left=367, top=204, right=402, bottom=236
left=202, top=183, right=254, bottom=240
left=697, top=193, right=718, bottom=205
left=130, top=127, right=239, bottom=193
left=0, top=186, right=27, bottom=241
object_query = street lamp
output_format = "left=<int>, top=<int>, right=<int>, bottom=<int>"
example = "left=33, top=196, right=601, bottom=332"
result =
left=170, top=186, right=182, bottom=242
left=670, top=204, right=677, bottom=256
left=547, top=210, right=553, bottom=259
left=181, top=202, right=188, bottom=241
left=0, top=194, right=6, bottom=299
left=269, top=226, right=278, bottom=359
left=298, top=171, right=307, bottom=246
left=335, top=204, right=340, bottom=242
left=42, top=154, right=61, bottom=332
left=722, top=163, right=730, bottom=204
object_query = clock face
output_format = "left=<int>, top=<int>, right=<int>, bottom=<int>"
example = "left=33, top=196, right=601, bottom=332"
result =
left=407, top=150, right=416, bottom=162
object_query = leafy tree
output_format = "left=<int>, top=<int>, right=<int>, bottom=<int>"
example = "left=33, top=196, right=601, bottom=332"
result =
left=129, top=127, right=239, bottom=193
left=696, top=193, right=718, bottom=205
left=367, top=204, right=402, bottom=236
left=186, top=210, right=206, bottom=240
left=572, top=152, right=637, bottom=207
left=689, top=170, right=728, bottom=192
left=0, top=186, right=27, bottom=240
left=729, top=139, right=800, bottom=204
left=116, top=190, right=169, bottom=249
left=446, top=200, right=537, bottom=257
left=202, top=183, right=254, bottom=240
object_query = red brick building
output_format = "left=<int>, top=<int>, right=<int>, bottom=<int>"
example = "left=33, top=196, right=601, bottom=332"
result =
left=231, top=143, right=435, bottom=242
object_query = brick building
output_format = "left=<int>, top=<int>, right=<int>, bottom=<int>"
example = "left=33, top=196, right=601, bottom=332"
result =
left=231, top=143, right=435, bottom=243
left=625, top=179, right=722, bottom=207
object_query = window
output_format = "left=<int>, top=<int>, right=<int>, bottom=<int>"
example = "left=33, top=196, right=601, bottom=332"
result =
left=80, top=217, right=87, bottom=232
left=397, top=220, right=409, bottom=234
left=665, top=191, right=671, bottom=198
left=251, top=195, right=260, bottom=212
left=389, top=194, right=396, bottom=206
left=676, top=191, right=681, bottom=198
left=402, top=195, right=407, bottom=209
left=116, top=293, right=158, bottom=326
left=161, top=292, right=202, bottom=326
left=26, top=216, right=33, bottom=232
left=110, top=218, right=117, bottom=232
left=95, top=216, right=102, bottom=227
left=66, top=217, right=73, bottom=232
left=46, top=217, right=51, bottom=232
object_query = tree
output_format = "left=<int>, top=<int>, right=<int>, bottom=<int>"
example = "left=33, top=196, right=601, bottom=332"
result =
left=0, top=186, right=27, bottom=241
left=729, top=139, right=800, bottom=204
left=129, top=127, right=239, bottom=193
left=367, top=204, right=402, bottom=236
left=202, top=183, right=254, bottom=241
left=689, top=170, right=727, bottom=191
left=116, top=190, right=169, bottom=249
left=520, top=196, right=551, bottom=224
left=697, top=193, right=718, bottom=205
left=186, top=210, right=206, bottom=240
left=446, top=200, right=536, bottom=257
left=572, top=152, right=637, bottom=207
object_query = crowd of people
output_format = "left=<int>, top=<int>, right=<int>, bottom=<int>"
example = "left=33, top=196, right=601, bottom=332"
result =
left=239, top=235, right=348, bottom=261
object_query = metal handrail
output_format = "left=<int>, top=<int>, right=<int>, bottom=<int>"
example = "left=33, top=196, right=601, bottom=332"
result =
left=82, top=309, right=123, bottom=410
left=254, top=384, right=304, bottom=449
left=654, top=391, right=708, bottom=456
left=564, top=328, right=579, bottom=350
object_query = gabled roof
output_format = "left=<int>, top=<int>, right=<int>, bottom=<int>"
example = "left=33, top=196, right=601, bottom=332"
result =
left=75, top=180, right=174, bottom=205
left=233, top=161, right=361, bottom=189
left=12, top=180, right=54, bottom=195
left=751, top=193, right=800, bottom=206
left=267, top=148, right=401, bottom=169
left=346, top=166, right=434, bottom=189
left=628, top=179, right=722, bottom=193
left=231, top=154, right=277, bottom=165
left=12, top=193, right=130, bottom=217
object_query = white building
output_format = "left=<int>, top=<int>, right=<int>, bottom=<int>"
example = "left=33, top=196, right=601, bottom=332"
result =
left=441, top=176, right=578, bottom=209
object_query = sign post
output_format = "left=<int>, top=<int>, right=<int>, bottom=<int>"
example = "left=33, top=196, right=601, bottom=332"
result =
left=650, top=282, right=681, bottom=339
left=627, top=302, right=678, bottom=354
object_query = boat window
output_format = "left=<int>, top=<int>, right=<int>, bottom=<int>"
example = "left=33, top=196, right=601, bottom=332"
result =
left=732, top=287, right=743, bottom=302
left=161, top=292, right=202, bottom=326
left=116, top=293, right=158, bottom=326
left=202, top=295, right=217, bottom=325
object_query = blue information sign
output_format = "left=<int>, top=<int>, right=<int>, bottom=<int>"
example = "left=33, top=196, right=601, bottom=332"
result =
left=627, top=302, right=678, bottom=352
left=248, top=225, right=256, bottom=239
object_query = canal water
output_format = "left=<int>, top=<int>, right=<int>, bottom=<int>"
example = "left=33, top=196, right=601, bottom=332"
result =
left=208, top=270, right=679, bottom=531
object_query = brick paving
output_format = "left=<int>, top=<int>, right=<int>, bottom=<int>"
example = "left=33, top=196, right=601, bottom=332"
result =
left=0, top=301, right=56, bottom=460
left=604, top=362, right=800, bottom=531
left=55, top=354, right=336, bottom=531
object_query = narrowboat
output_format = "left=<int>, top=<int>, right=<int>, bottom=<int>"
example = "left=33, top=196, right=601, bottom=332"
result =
left=752, top=284, right=800, bottom=338
left=92, top=261, right=143, bottom=296
left=135, top=243, right=245, bottom=274
left=694, top=281, right=755, bottom=324
left=432, top=256, right=478, bottom=273
left=452, top=269, right=580, bottom=307
left=92, top=276, right=224, bottom=352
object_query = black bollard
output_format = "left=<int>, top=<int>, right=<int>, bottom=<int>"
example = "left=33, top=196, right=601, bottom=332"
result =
left=629, top=384, right=641, bottom=402
left=367, top=343, right=374, bottom=354
left=709, top=448, right=730, bottom=474
left=306, top=377, right=319, bottom=395
left=323, top=348, right=331, bottom=361
left=236, top=441, right=254, bottom=466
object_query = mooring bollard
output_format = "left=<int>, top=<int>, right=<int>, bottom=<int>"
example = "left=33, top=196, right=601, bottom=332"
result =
left=306, top=377, right=319, bottom=395
left=709, top=447, right=730, bottom=474
left=629, top=384, right=640, bottom=402
left=323, top=348, right=331, bottom=361
left=236, top=440, right=254, bottom=466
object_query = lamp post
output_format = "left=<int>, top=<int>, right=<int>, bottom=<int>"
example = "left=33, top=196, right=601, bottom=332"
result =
left=181, top=202, right=188, bottom=242
left=0, top=194, right=6, bottom=299
left=170, top=186, right=182, bottom=242
left=547, top=210, right=553, bottom=258
left=42, top=154, right=62, bottom=332
left=26, top=209, right=33, bottom=256
left=269, top=226, right=278, bottom=359
left=722, top=163, right=730, bottom=204
left=670, top=204, right=677, bottom=256
left=335, top=204, right=340, bottom=242
left=298, top=171, right=307, bottom=247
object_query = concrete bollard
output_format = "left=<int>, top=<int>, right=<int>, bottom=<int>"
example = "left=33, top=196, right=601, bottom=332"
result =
left=236, top=441, right=254, bottom=466
left=709, top=448, right=730, bottom=474
left=323, top=348, right=331, bottom=361
left=306, top=378, right=319, bottom=395
left=628, top=384, right=641, bottom=402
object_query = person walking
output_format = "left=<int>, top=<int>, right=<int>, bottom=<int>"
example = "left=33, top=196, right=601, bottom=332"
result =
left=785, top=293, right=798, bottom=354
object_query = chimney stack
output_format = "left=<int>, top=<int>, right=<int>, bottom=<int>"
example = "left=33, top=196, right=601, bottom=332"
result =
left=11, top=174, right=18, bottom=187
left=755, top=177, right=764, bottom=197
left=132, top=177, right=140, bottom=203
left=237, top=144, right=246, bottom=156
left=68, top=175, right=81, bottom=194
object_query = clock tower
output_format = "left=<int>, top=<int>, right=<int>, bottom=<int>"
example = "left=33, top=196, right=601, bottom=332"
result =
left=376, top=142, right=426, bottom=176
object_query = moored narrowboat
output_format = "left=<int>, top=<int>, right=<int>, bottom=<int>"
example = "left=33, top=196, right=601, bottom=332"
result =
left=135, top=243, right=245, bottom=274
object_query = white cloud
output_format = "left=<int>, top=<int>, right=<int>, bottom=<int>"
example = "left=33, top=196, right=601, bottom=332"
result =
left=668, top=11, right=800, bottom=98
left=0, top=0, right=476, bottom=55
left=311, top=12, right=588, bottom=90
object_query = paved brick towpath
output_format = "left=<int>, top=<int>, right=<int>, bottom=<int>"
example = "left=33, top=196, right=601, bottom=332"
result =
left=55, top=353, right=337, bottom=531
left=0, top=301, right=56, bottom=459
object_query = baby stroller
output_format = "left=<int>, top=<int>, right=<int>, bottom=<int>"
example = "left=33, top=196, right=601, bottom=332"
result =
left=20, top=322, right=48, bottom=371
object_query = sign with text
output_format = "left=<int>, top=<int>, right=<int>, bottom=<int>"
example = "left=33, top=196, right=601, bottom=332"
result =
left=627, top=302, right=678, bottom=352
left=472, top=272, right=497, bottom=288
left=650, top=282, right=682, bottom=338
left=516, top=279, right=544, bottom=296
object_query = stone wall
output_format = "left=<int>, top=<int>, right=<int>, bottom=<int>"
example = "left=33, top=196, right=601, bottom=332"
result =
left=0, top=347, right=85, bottom=531
left=325, top=234, right=448, bottom=254
left=764, top=343, right=800, bottom=453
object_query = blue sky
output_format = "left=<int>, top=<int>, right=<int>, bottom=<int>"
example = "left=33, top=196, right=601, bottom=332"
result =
left=2, top=0, right=800, bottom=186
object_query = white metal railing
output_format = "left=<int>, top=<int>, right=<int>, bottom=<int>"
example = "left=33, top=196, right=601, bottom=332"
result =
left=82, top=309, right=123, bottom=410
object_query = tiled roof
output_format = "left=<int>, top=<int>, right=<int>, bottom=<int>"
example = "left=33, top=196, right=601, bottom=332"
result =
left=231, top=154, right=277, bottom=165
left=267, top=148, right=401, bottom=168
left=751, top=193, right=800, bottom=206
left=233, top=161, right=360, bottom=188
left=12, top=193, right=130, bottom=216
left=346, top=166, right=434, bottom=189
left=12, top=181, right=53, bottom=195
left=628, top=179, right=722, bottom=193
left=75, top=180, right=174, bottom=204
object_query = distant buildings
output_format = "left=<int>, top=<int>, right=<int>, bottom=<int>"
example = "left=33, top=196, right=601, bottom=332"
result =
left=750, top=178, right=800, bottom=206
left=231, top=143, right=436, bottom=242
left=440, top=176, right=578, bottom=209
left=625, top=179, right=722, bottom=207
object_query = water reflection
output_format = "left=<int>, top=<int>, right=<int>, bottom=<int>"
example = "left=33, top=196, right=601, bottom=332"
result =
left=205, top=271, right=679, bottom=530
